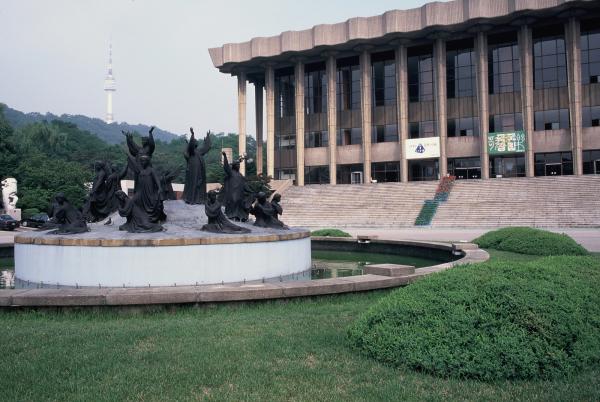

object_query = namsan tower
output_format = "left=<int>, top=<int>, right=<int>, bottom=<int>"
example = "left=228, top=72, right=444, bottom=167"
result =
left=103, top=43, right=116, bottom=124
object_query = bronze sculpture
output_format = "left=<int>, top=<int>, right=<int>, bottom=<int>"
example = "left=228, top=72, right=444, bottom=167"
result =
left=127, top=152, right=166, bottom=223
left=115, top=190, right=163, bottom=233
left=250, top=192, right=288, bottom=229
left=201, top=190, right=250, bottom=234
left=49, top=193, right=89, bottom=234
left=160, top=169, right=178, bottom=201
left=85, top=161, right=112, bottom=222
left=124, top=126, right=155, bottom=161
left=183, top=128, right=211, bottom=204
left=222, top=151, right=250, bottom=221
left=270, top=193, right=288, bottom=229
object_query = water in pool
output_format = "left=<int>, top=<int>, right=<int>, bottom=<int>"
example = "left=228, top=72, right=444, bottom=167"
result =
left=310, top=250, right=442, bottom=279
left=0, top=251, right=443, bottom=288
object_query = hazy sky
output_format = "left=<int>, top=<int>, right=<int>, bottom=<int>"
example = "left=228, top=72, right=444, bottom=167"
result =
left=0, top=0, right=436, bottom=137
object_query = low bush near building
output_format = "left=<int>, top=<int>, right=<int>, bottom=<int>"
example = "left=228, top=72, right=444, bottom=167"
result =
left=310, top=228, right=352, bottom=237
left=347, top=256, right=600, bottom=380
left=473, top=227, right=588, bottom=256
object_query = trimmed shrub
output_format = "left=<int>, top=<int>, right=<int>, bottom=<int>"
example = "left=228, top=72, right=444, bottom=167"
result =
left=473, top=227, right=588, bottom=256
left=347, top=256, right=600, bottom=380
left=311, top=228, right=352, bottom=238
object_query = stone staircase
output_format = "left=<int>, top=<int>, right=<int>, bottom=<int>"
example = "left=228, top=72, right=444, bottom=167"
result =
left=431, top=176, right=600, bottom=228
left=280, top=182, right=438, bottom=228
left=279, top=176, right=600, bottom=228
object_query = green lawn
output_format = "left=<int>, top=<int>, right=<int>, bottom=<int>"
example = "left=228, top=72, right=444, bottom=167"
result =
left=0, top=250, right=598, bottom=401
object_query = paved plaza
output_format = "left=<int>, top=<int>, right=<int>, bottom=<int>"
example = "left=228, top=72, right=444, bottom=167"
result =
left=344, top=227, right=600, bottom=252
left=4, top=226, right=600, bottom=252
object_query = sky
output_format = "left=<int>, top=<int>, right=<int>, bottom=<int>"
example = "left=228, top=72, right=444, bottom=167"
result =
left=0, top=0, right=437, bottom=138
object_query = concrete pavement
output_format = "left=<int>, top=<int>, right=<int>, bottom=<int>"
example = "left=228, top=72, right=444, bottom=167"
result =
left=343, top=227, right=600, bottom=252
left=4, top=227, right=599, bottom=252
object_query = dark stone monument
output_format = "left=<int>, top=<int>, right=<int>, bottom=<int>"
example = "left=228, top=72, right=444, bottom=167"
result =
left=183, top=128, right=212, bottom=204
left=250, top=192, right=288, bottom=229
left=160, top=169, right=178, bottom=201
left=201, top=190, right=250, bottom=234
left=127, top=152, right=166, bottom=223
left=270, top=193, right=288, bottom=229
left=115, top=190, right=163, bottom=233
left=49, top=193, right=89, bottom=235
left=222, top=151, right=250, bottom=221
left=106, top=162, right=128, bottom=211
left=85, top=161, right=112, bottom=222
left=124, top=127, right=155, bottom=161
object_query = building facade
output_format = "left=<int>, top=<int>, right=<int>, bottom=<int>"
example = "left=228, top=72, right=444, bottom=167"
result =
left=209, top=0, right=600, bottom=185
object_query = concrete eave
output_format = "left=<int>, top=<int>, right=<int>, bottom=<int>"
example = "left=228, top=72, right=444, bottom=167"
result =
left=208, top=0, right=597, bottom=74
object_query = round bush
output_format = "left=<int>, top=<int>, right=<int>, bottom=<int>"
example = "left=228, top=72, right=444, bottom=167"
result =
left=474, top=227, right=588, bottom=256
left=347, top=256, right=600, bottom=380
left=311, top=228, right=351, bottom=238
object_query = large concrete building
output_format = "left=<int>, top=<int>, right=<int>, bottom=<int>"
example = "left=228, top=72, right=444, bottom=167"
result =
left=209, top=0, right=600, bottom=185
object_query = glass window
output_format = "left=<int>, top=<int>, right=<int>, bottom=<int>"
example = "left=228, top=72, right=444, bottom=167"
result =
left=447, top=117, right=479, bottom=137
left=534, top=152, right=573, bottom=176
left=337, top=164, right=363, bottom=184
left=408, top=159, right=439, bottom=181
left=304, top=65, right=327, bottom=115
left=372, top=162, right=400, bottom=182
left=533, top=35, right=567, bottom=89
left=275, top=72, right=295, bottom=118
left=534, top=109, right=570, bottom=131
left=409, top=121, right=436, bottom=139
left=447, top=46, right=476, bottom=98
left=275, top=169, right=296, bottom=181
left=488, top=41, right=521, bottom=94
left=372, top=58, right=396, bottom=107
left=337, top=59, right=361, bottom=111
left=304, top=131, right=329, bottom=148
left=448, top=157, right=481, bottom=179
left=371, top=124, right=398, bottom=143
left=337, top=128, right=362, bottom=146
left=583, top=105, right=600, bottom=128
left=489, top=156, right=526, bottom=178
left=489, top=113, right=523, bottom=133
left=581, top=29, right=600, bottom=85
left=582, top=149, right=600, bottom=174
left=408, top=50, right=434, bottom=102
left=305, top=165, right=330, bottom=185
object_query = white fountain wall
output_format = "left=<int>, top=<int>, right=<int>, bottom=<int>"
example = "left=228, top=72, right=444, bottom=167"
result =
left=15, top=237, right=311, bottom=287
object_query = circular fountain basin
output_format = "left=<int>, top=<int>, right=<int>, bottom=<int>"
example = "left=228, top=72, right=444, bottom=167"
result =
left=14, top=201, right=311, bottom=287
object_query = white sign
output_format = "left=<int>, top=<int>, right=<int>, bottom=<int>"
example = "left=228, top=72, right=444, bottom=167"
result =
left=405, top=137, right=441, bottom=160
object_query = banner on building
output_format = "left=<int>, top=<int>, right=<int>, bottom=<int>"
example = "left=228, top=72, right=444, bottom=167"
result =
left=405, top=137, right=441, bottom=160
left=487, top=131, right=527, bottom=155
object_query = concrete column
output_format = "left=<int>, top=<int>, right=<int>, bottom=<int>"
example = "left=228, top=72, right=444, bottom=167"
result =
left=360, top=49, right=373, bottom=183
left=434, top=38, right=448, bottom=177
left=295, top=60, right=305, bottom=186
left=519, top=25, right=535, bottom=177
left=265, top=65, right=275, bottom=178
left=566, top=18, right=583, bottom=176
left=254, top=82, right=264, bottom=176
left=476, top=32, right=490, bottom=179
left=237, top=71, right=247, bottom=175
left=396, top=44, right=409, bottom=182
left=326, top=54, right=337, bottom=185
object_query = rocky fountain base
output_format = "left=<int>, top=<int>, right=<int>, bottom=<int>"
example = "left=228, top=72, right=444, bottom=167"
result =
left=14, top=201, right=311, bottom=287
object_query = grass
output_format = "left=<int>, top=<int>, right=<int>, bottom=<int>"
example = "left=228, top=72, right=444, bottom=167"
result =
left=474, top=227, right=588, bottom=256
left=0, top=252, right=599, bottom=400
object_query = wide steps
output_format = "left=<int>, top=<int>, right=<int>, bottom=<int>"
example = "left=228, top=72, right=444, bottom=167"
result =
left=279, top=176, right=600, bottom=228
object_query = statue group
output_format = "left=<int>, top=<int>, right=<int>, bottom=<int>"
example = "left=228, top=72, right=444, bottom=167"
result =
left=46, top=126, right=289, bottom=235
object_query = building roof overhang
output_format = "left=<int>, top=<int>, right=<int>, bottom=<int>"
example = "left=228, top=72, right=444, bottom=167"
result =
left=208, top=0, right=597, bottom=75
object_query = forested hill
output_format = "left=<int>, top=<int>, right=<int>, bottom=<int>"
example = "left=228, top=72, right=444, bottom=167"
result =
left=2, top=104, right=178, bottom=144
